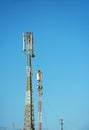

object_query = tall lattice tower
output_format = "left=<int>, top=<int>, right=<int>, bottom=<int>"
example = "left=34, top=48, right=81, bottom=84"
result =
left=22, top=32, right=35, bottom=130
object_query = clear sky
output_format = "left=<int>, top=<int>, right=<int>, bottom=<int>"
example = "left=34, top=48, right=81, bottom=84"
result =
left=0, top=0, right=89, bottom=130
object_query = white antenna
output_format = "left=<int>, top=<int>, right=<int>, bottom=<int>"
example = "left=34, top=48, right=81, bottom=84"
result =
left=22, top=32, right=34, bottom=57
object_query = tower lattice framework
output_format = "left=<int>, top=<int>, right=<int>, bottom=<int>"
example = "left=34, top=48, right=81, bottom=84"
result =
left=36, top=70, right=43, bottom=130
left=23, top=32, right=35, bottom=130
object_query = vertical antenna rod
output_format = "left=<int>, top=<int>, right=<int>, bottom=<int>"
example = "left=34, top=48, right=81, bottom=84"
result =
left=22, top=32, right=35, bottom=130
left=36, top=70, right=43, bottom=130
left=60, top=119, right=64, bottom=130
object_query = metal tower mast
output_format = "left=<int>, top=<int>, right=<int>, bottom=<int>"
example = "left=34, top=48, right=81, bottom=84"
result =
left=22, top=32, right=35, bottom=130
left=36, top=70, right=43, bottom=130
left=60, top=119, right=64, bottom=130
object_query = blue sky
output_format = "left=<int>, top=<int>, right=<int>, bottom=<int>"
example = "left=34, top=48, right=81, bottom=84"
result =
left=0, top=0, right=89, bottom=130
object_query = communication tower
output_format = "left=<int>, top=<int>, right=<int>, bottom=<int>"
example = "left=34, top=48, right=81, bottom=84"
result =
left=36, top=70, right=43, bottom=130
left=22, top=32, right=35, bottom=130
left=60, top=119, right=64, bottom=130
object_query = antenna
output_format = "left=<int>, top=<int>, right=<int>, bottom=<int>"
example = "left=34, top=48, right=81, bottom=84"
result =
left=22, top=32, right=35, bottom=57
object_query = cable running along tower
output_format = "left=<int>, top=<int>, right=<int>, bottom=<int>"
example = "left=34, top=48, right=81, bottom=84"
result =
left=22, top=32, right=35, bottom=130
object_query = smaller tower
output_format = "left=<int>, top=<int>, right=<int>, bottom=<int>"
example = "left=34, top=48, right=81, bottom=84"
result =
left=60, top=119, right=64, bottom=130
left=36, top=70, right=43, bottom=130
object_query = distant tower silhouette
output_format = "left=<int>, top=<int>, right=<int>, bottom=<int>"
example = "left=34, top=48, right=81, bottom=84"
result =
left=12, top=122, right=15, bottom=130
left=60, top=119, right=64, bottom=130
